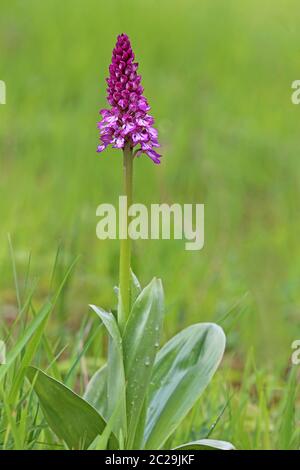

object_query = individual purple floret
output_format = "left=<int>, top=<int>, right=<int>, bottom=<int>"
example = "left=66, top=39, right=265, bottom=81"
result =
left=97, top=34, right=162, bottom=164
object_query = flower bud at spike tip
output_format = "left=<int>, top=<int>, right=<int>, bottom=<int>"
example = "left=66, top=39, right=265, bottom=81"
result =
left=97, top=33, right=162, bottom=164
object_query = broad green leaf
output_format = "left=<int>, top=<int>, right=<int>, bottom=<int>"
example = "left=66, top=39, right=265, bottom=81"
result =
left=89, top=306, right=127, bottom=437
left=130, top=269, right=142, bottom=304
left=88, top=393, right=124, bottom=450
left=65, top=323, right=102, bottom=386
left=26, top=366, right=112, bottom=449
left=0, top=301, right=52, bottom=383
left=115, top=271, right=141, bottom=329
left=173, top=439, right=235, bottom=450
left=123, top=278, right=164, bottom=449
left=133, top=395, right=148, bottom=450
left=84, top=364, right=107, bottom=419
left=144, top=323, right=226, bottom=449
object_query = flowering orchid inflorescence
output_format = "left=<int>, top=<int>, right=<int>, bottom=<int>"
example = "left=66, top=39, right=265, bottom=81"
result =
left=97, top=33, right=162, bottom=164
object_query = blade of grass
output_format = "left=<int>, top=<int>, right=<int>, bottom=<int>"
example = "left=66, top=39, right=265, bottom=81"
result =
left=0, top=301, right=52, bottom=383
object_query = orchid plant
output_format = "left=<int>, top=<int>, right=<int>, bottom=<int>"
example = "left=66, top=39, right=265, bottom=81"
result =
left=26, top=34, right=234, bottom=451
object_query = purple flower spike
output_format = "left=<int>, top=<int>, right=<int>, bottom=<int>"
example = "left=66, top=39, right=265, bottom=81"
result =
left=97, top=34, right=162, bottom=164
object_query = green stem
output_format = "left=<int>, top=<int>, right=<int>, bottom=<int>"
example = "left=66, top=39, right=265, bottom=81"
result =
left=118, top=143, right=133, bottom=330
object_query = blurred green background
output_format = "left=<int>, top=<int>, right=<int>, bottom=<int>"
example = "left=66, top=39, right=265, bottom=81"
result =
left=0, top=0, right=299, bottom=448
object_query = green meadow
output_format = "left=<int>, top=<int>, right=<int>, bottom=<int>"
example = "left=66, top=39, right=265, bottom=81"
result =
left=0, top=0, right=299, bottom=449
